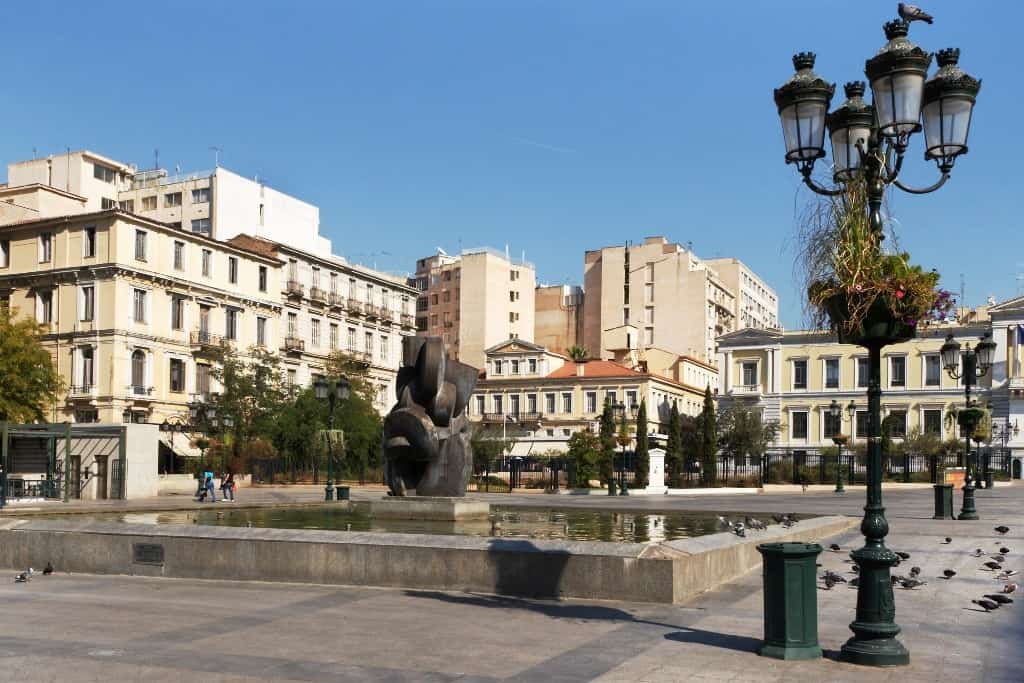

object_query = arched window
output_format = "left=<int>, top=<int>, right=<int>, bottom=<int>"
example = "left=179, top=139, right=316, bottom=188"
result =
left=131, top=350, right=146, bottom=390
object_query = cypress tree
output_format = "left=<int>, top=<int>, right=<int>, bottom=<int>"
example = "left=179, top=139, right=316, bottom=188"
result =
left=699, top=386, right=717, bottom=486
left=634, top=400, right=649, bottom=488
left=599, top=399, right=616, bottom=486
left=666, top=402, right=681, bottom=488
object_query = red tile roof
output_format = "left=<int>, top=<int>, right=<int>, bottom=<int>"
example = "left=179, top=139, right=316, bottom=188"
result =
left=544, top=360, right=645, bottom=380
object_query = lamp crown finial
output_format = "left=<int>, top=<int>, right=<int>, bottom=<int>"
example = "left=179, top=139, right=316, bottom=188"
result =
left=935, top=47, right=960, bottom=67
left=792, top=52, right=816, bottom=71
left=843, top=81, right=866, bottom=98
left=883, top=18, right=910, bottom=40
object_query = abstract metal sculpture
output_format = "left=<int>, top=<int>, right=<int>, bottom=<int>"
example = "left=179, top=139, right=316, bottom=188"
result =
left=381, top=337, right=478, bottom=497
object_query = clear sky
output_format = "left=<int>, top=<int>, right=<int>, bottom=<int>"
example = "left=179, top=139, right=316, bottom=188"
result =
left=4, top=1, right=1020, bottom=328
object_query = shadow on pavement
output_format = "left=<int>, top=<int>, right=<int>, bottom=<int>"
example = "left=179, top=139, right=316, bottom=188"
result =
left=663, top=628, right=761, bottom=653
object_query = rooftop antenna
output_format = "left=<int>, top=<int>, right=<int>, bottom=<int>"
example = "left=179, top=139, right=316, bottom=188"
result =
left=154, top=148, right=159, bottom=170
left=32, top=146, right=36, bottom=158
left=960, top=273, right=966, bottom=309
left=1015, top=264, right=1024, bottom=296
left=209, top=146, right=222, bottom=168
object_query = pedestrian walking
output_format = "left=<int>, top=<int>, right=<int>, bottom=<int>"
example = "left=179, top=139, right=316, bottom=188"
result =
left=204, top=469, right=217, bottom=502
left=195, top=471, right=207, bottom=502
left=221, top=471, right=235, bottom=501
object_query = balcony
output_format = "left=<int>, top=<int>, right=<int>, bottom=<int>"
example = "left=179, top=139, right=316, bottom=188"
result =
left=347, top=299, right=364, bottom=315
left=309, top=286, right=327, bottom=303
left=365, top=305, right=379, bottom=320
left=283, top=336, right=305, bottom=353
left=729, top=384, right=762, bottom=398
left=130, top=385, right=155, bottom=401
left=285, top=280, right=304, bottom=298
left=401, top=313, right=415, bottom=328
left=67, top=385, right=96, bottom=399
left=481, top=412, right=543, bottom=424
left=329, top=292, right=345, bottom=309
left=190, top=330, right=223, bottom=349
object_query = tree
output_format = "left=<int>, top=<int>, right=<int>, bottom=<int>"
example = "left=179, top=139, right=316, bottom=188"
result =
left=470, top=425, right=514, bottom=473
left=0, top=307, right=62, bottom=422
left=270, top=388, right=326, bottom=481
left=567, top=345, right=589, bottom=361
left=717, top=406, right=781, bottom=469
left=665, top=402, right=682, bottom=487
left=598, top=399, right=616, bottom=486
left=566, top=429, right=601, bottom=487
left=680, top=413, right=699, bottom=477
left=634, top=400, right=649, bottom=487
left=697, top=386, right=717, bottom=486
left=326, top=351, right=380, bottom=404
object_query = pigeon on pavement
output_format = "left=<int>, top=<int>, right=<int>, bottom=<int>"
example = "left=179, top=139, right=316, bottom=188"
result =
left=896, top=551, right=911, bottom=561
left=898, top=3, right=934, bottom=24
left=900, top=578, right=927, bottom=590
left=995, top=526, right=1010, bottom=535
left=829, top=543, right=842, bottom=552
left=973, top=598, right=999, bottom=612
left=999, top=547, right=1011, bottom=555
left=943, top=570, right=957, bottom=579
left=42, top=562, right=53, bottom=576
left=983, top=594, right=1013, bottom=605
left=972, top=549, right=986, bottom=558
left=984, top=561, right=1004, bottom=571
left=1002, top=583, right=1018, bottom=594
left=942, top=537, right=953, bottom=544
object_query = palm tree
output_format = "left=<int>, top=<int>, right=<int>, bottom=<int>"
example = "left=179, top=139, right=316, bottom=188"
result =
left=567, top=345, right=589, bottom=361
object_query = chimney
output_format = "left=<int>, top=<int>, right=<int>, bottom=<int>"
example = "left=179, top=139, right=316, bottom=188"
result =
left=576, top=362, right=585, bottom=377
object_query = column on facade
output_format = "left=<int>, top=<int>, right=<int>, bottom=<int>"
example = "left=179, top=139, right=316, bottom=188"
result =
left=1014, top=324, right=1021, bottom=378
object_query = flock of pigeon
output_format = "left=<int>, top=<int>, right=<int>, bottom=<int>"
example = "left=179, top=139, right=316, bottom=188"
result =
left=818, top=526, right=1018, bottom=614
left=718, top=513, right=800, bottom=538
left=13, top=562, right=54, bottom=583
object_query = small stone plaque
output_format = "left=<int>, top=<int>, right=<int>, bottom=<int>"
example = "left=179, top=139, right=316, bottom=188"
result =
left=132, top=543, right=164, bottom=566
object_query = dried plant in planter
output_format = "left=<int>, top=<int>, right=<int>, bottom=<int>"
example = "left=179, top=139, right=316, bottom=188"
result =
left=797, top=179, right=954, bottom=345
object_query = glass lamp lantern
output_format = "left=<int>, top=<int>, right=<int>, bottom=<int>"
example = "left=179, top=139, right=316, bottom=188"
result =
left=865, top=20, right=931, bottom=140
left=941, top=333, right=962, bottom=375
left=846, top=400, right=857, bottom=419
left=975, top=332, right=996, bottom=373
left=829, top=399, right=841, bottom=420
left=922, top=48, right=981, bottom=172
left=827, top=81, right=874, bottom=181
left=774, top=52, right=836, bottom=170
left=314, top=376, right=329, bottom=401
left=336, top=376, right=351, bottom=402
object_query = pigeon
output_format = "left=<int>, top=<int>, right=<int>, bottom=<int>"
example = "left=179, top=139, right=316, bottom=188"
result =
left=900, top=578, right=927, bottom=590
left=42, top=562, right=53, bottom=576
left=995, top=526, right=1010, bottom=535
left=822, top=570, right=847, bottom=584
left=991, top=554, right=1006, bottom=564
left=942, top=537, right=953, bottom=544
left=1002, top=583, right=1017, bottom=594
left=943, top=570, right=957, bottom=579
left=718, top=516, right=732, bottom=531
left=983, top=561, right=1003, bottom=571
left=973, top=598, right=999, bottom=612
left=896, top=551, right=911, bottom=561
left=747, top=517, right=766, bottom=531
left=909, top=566, right=922, bottom=578
left=898, top=3, right=934, bottom=24
left=972, top=549, right=986, bottom=558
left=851, top=564, right=860, bottom=574
left=732, top=522, right=747, bottom=538
left=983, top=594, right=1013, bottom=605
left=14, top=572, right=29, bottom=583
left=999, top=547, right=1011, bottom=555
left=829, top=543, right=842, bottom=553
left=823, top=575, right=837, bottom=590
left=996, top=570, right=1020, bottom=580
left=891, top=575, right=904, bottom=585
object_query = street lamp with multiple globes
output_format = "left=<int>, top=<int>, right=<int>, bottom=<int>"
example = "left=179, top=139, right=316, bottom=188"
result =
left=315, top=376, right=351, bottom=501
left=940, top=332, right=996, bottom=518
left=829, top=399, right=857, bottom=493
left=773, top=13, right=981, bottom=668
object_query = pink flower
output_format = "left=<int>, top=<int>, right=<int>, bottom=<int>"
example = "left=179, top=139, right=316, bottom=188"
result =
left=895, top=289, right=905, bottom=299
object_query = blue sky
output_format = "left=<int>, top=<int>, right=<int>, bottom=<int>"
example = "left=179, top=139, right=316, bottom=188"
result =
left=4, top=1, right=1021, bottom=328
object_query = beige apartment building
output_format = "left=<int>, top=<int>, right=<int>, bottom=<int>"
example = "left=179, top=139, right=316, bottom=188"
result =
left=469, top=339, right=713, bottom=454
left=583, top=236, right=736, bottom=365
left=706, top=258, right=779, bottom=330
left=227, top=235, right=417, bottom=413
left=715, top=324, right=993, bottom=452
left=413, top=247, right=536, bottom=369
left=0, top=207, right=281, bottom=426
left=534, top=284, right=584, bottom=355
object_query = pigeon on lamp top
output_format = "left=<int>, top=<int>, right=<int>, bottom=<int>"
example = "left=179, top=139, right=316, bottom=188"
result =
left=983, top=594, right=1013, bottom=605
left=898, top=3, right=934, bottom=24
left=995, top=526, right=1010, bottom=535
left=900, top=577, right=927, bottom=590
left=896, top=551, right=911, bottom=561
left=943, top=570, right=957, bottom=579
left=42, top=562, right=53, bottom=576
left=983, top=561, right=1004, bottom=571
left=1003, top=583, right=1018, bottom=594
left=973, top=599, right=999, bottom=612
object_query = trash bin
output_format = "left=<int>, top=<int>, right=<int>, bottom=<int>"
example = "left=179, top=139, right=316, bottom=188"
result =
left=756, top=542, right=823, bottom=660
left=335, top=485, right=350, bottom=501
left=932, top=483, right=954, bottom=520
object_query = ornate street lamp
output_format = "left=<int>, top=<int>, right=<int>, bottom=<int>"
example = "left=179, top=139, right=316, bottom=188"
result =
left=941, top=332, right=995, bottom=518
left=829, top=399, right=857, bottom=493
left=315, top=376, right=351, bottom=501
left=773, top=14, right=981, bottom=668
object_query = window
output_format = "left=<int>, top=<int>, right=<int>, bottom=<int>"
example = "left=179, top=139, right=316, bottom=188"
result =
left=545, top=393, right=556, bottom=414
left=890, top=356, right=906, bottom=387
left=644, top=327, right=654, bottom=345
left=164, top=192, right=182, bottom=207
left=626, top=390, right=638, bottom=408
left=132, top=289, right=147, bottom=323
left=646, top=262, right=655, bottom=281
left=134, top=230, right=147, bottom=261
left=327, top=323, right=338, bottom=350
left=825, top=358, right=839, bottom=389
left=527, top=393, right=537, bottom=414
left=173, top=241, right=185, bottom=270
left=201, top=249, right=211, bottom=277
left=493, top=395, right=503, bottom=415
left=528, top=358, right=537, bottom=374
left=93, top=163, right=116, bottom=183
left=199, top=305, right=211, bottom=334
left=311, top=267, right=320, bottom=289
left=37, top=291, right=53, bottom=323
left=431, top=294, right=438, bottom=306
left=380, top=335, right=388, bottom=360
left=84, top=227, right=96, bottom=258
left=171, top=296, right=184, bottom=330
left=510, top=395, right=520, bottom=416
left=561, top=392, right=572, bottom=414
left=741, top=361, right=757, bottom=387
left=258, top=266, right=268, bottom=292
left=562, top=428, right=572, bottom=437
left=131, top=350, right=146, bottom=390
left=925, top=354, right=940, bottom=387
left=509, top=311, right=520, bottom=323
left=257, top=317, right=267, bottom=347
left=493, top=360, right=503, bottom=376
left=286, top=369, right=296, bottom=386
left=169, top=358, right=185, bottom=393
left=101, top=197, right=117, bottom=210
left=80, top=285, right=95, bottom=322
left=585, top=391, right=597, bottom=413
left=887, top=410, right=907, bottom=438
left=191, top=218, right=211, bottom=235
left=192, top=188, right=210, bottom=203
left=365, top=331, right=373, bottom=354
left=606, top=390, right=617, bottom=406
left=823, top=410, right=839, bottom=438
left=311, top=318, right=321, bottom=347
left=75, top=409, right=99, bottom=423
left=510, top=270, right=519, bottom=281
left=119, top=199, right=134, bottom=213
left=141, top=196, right=157, bottom=211
left=0, top=239, right=8, bottom=267
left=228, top=257, right=238, bottom=284
left=196, top=364, right=211, bottom=395
left=924, top=409, right=943, bottom=436
left=225, top=309, right=239, bottom=340
left=443, top=290, right=451, bottom=303
left=80, top=347, right=95, bottom=387
left=511, top=359, right=520, bottom=375
left=855, top=410, right=870, bottom=438
left=856, top=358, right=869, bottom=388
left=644, top=283, right=654, bottom=303
left=347, top=327, right=356, bottom=349
left=644, top=307, right=654, bottom=325
left=791, top=411, right=808, bottom=439
left=474, top=395, right=485, bottom=416
left=39, top=232, right=52, bottom=262
left=793, top=359, right=807, bottom=389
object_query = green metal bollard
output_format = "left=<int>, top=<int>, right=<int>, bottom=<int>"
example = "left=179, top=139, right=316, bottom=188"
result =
left=757, top=542, right=823, bottom=660
left=932, top=484, right=954, bottom=520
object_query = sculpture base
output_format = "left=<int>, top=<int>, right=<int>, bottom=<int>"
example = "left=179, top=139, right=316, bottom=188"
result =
left=368, top=496, right=490, bottom=521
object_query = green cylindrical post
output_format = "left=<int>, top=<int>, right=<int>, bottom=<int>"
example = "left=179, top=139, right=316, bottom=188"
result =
left=932, top=483, right=954, bottom=520
left=757, top=542, right=823, bottom=660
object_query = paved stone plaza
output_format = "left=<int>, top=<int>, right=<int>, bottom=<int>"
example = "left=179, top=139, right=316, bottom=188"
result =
left=1, top=485, right=1022, bottom=681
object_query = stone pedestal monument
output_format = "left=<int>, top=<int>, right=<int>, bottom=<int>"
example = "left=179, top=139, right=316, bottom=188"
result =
left=644, top=448, right=668, bottom=495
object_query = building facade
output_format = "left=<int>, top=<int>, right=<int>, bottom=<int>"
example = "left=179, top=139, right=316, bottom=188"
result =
left=716, top=324, right=993, bottom=452
left=582, top=236, right=736, bottom=366
left=227, top=235, right=418, bottom=413
left=988, top=297, right=1024, bottom=475
left=533, top=284, right=584, bottom=355
left=412, top=247, right=536, bottom=369
left=469, top=339, right=712, bottom=454
left=705, top=258, right=780, bottom=330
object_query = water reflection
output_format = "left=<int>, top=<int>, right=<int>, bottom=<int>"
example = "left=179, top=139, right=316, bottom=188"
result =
left=86, top=506, right=788, bottom=543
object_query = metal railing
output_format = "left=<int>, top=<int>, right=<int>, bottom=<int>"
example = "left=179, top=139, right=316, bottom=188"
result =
left=401, top=313, right=415, bottom=327
left=190, top=330, right=222, bottom=347
left=67, top=385, right=96, bottom=397
left=309, top=286, right=327, bottom=302
left=346, top=299, right=363, bottom=314
left=329, top=292, right=345, bottom=308
left=285, top=280, right=304, bottom=297
left=283, top=336, right=305, bottom=352
left=130, top=385, right=154, bottom=396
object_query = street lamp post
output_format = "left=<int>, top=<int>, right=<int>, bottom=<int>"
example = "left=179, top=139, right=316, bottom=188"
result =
left=829, top=400, right=856, bottom=493
left=940, top=332, right=995, bottom=518
left=773, top=13, right=981, bottom=668
left=991, top=420, right=1020, bottom=486
left=315, top=376, right=351, bottom=501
